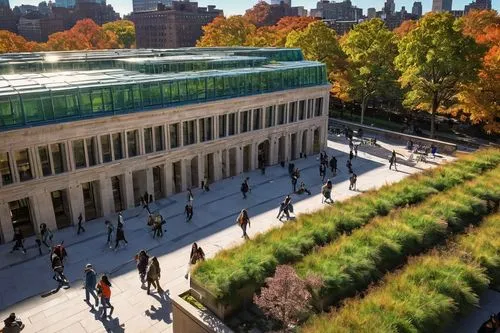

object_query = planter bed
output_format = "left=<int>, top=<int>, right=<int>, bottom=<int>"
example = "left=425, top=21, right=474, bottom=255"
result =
left=294, top=167, right=500, bottom=311
left=302, top=212, right=500, bottom=333
left=192, top=149, right=500, bottom=317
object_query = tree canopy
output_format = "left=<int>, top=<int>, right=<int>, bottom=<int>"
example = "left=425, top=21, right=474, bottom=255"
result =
left=197, top=16, right=256, bottom=47
left=395, top=12, right=484, bottom=137
left=103, top=20, right=136, bottom=49
left=333, top=19, right=399, bottom=124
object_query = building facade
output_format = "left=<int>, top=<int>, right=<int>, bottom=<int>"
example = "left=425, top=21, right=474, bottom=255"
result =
left=133, top=0, right=173, bottom=12
left=0, top=48, right=329, bottom=243
left=17, top=14, right=64, bottom=42
left=411, top=1, right=422, bottom=17
left=432, top=0, right=452, bottom=12
left=311, top=0, right=362, bottom=21
left=465, top=0, right=492, bottom=13
left=54, top=0, right=76, bottom=8
left=132, top=1, right=222, bottom=49
left=271, top=0, right=292, bottom=5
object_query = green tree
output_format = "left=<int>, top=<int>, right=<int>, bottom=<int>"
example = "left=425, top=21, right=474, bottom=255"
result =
left=286, top=21, right=345, bottom=75
left=103, top=20, right=136, bottom=48
left=197, top=16, right=256, bottom=47
left=395, top=12, right=484, bottom=138
left=335, top=18, right=399, bottom=124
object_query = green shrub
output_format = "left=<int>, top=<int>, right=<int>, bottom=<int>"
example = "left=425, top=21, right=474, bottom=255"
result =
left=301, top=213, right=500, bottom=333
left=192, top=149, right=500, bottom=303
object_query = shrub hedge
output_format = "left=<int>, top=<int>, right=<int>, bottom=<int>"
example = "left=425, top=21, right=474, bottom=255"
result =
left=192, top=149, right=500, bottom=303
left=294, top=167, right=500, bottom=308
left=301, top=213, right=500, bottom=333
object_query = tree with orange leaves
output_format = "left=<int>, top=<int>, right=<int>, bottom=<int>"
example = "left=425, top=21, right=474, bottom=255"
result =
left=459, top=9, right=499, bottom=43
left=393, top=19, right=417, bottom=38
left=272, top=16, right=317, bottom=46
left=197, top=16, right=256, bottom=47
left=0, top=30, right=29, bottom=53
left=244, top=1, right=271, bottom=27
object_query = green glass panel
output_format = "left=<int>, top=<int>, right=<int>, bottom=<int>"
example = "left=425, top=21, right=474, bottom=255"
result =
left=162, top=83, right=171, bottom=104
left=132, top=85, right=142, bottom=109
left=187, top=79, right=197, bottom=101
left=214, top=77, right=224, bottom=98
left=0, top=98, right=15, bottom=126
left=79, top=91, right=92, bottom=115
left=197, top=79, right=206, bottom=100
left=52, top=94, right=68, bottom=118
left=103, top=88, right=113, bottom=111
left=206, top=77, right=214, bottom=100
left=41, top=97, right=54, bottom=120
left=22, top=96, right=44, bottom=123
left=179, top=80, right=187, bottom=102
left=91, top=90, right=104, bottom=113
left=171, top=82, right=179, bottom=103
left=66, top=94, right=79, bottom=116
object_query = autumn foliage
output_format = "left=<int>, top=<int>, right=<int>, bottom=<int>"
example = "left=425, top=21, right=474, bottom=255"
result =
left=0, top=19, right=135, bottom=53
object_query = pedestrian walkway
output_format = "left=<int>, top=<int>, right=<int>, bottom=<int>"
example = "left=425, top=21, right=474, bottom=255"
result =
left=0, top=138, right=452, bottom=333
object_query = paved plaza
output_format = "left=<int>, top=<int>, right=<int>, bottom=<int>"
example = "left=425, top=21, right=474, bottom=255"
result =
left=0, top=138, right=452, bottom=333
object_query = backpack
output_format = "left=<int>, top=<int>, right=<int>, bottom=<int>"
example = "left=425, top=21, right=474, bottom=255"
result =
left=241, top=182, right=248, bottom=192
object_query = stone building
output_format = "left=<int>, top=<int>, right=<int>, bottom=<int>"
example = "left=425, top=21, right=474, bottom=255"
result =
left=0, top=48, right=329, bottom=243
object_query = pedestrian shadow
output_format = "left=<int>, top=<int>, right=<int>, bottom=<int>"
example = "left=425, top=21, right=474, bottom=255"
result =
left=145, top=289, right=173, bottom=324
left=91, top=307, right=125, bottom=332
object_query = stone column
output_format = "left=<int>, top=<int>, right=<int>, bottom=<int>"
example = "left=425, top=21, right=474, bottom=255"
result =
left=236, top=146, right=243, bottom=175
left=146, top=167, right=155, bottom=201
left=250, top=143, right=257, bottom=170
left=198, top=154, right=205, bottom=185
left=180, top=159, right=188, bottom=192
left=99, top=175, right=114, bottom=216
left=284, top=134, right=291, bottom=162
left=270, top=135, right=278, bottom=165
left=123, top=171, right=135, bottom=209
left=214, top=150, right=223, bottom=181
left=0, top=202, right=13, bottom=243
left=184, top=158, right=192, bottom=189
left=68, top=183, right=85, bottom=225
left=31, top=192, right=56, bottom=231
left=164, top=162, right=173, bottom=196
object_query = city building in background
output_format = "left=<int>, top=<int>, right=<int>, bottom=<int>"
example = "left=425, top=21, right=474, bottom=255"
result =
left=0, top=0, right=18, bottom=33
left=132, top=1, right=222, bottom=48
left=310, top=0, right=362, bottom=21
left=432, top=0, right=453, bottom=12
left=17, top=12, right=64, bottom=41
left=384, top=0, right=396, bottom=15
left=133, top=0, right=173, bottom=12
left=465, top=0, right=492, bottom=12
left=271, top=0, right=292, bottom=5
left=411, top=1, right=422, bottom=17
left=0, top=48, right=329, bottom=244
left=54, top=0, right=76, bottom=8
left=367, top=7, right=376, bottom=18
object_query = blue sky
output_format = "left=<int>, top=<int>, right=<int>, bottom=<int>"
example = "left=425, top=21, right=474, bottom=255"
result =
left=10, top=0, right=499, bottom=17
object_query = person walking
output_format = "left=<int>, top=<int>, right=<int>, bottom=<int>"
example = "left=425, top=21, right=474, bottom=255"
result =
left=277, top=195, right=293, bottom=221
left=105, top=220, right=114, bottom=246
left=346, top=159, right=353, bottom=174
left=77, top=213, right=85, bottom=235
left=203, top=177, right=210, bottom=192
left=291, top=173, right=298, bottom=192
left=40, top=223, right=53, bottom=249
left=51, top=250, right=68, bottom=287
left=349, top=173, right=357, bottom=191
left=84, top=264, right=98, bottom=307
left=389, top=150, right=397, bottom=171
left=135, top=250, right=149, bottom=285
left=236, top=209, right=251, bottom=239
left=152, top=216, right=163, bottom=238
left=354, top=144, right=358, bottom=158
left=2, top=313, right=25, bottom=333
left=319, top=163, right=326, bottom=182
left=329, top=156, right=337, bottom=175
left=146, top=256, right=164, bottom=295
left=114, top=224, right=128, bottom=250
left=9, top=229, right=26, bottom=254
left=187, top=189, right=194, bottom=206
left=185, top=203, right=193, bottom=222
left=97, top=275, right=114, bottom=319
left=349, top=149, right=354, bottom=161
left=322, top=180, right=334, bottom=204
left=241, top=178, right=250, bottom=199
left=117, top=212, right=124, bottom=229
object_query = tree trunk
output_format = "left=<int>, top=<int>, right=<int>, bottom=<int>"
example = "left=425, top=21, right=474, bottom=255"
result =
left=430, top=94, right=438, bottom=139
left=360, top=96, right=368, bottom=125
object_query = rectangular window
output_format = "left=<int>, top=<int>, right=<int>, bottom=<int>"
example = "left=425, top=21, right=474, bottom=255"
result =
left=127, top=130, right=139, bottom=157
left=315, top=97, right=323, bottom=117
left=86, top=137, right=97, bottom=167
left=228, top=113, right=237, bottom=136
left=51, top=143, right=67, bottom=174
left=253, top=108, right=262, bottom=131
left=199, top=117, right=213, bottom=143
left=38, top=146, right=51, bottom=176
left=278, top=104, right=286, bottom=125
left=307, top=99, right=314, bottom=119
left=101, top=135, right=112, bottom=163
left=112, top=133, right=123, bottom=160
left=183, top=120, right=196, bottom=146
left=299, top=100, right=306, bottom=120
left=265, top=106, right=276, bottom=128
left=144, top=127, right=154, bottom=154
left=16, top=149, right=33, bottom=181
left=73, top=140, right=86, bottom=169
left=0, top=152, right=13, bottom=185
left=240, top=110, right=250, bottom=133
left=289, top=102, right=297, bottom=123
left=169, top=123, right=180, bottom=149
left=154, top=126, right=164, bottom=151
left=219, top=115, right=227, bottom=138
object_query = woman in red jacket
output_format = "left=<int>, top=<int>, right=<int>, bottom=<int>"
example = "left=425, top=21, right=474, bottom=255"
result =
left=97, top=275, right=114, bottom=318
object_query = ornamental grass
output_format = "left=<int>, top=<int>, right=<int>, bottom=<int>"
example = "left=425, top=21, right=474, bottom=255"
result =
left=301, top=213, right=500, bottom=333
left=294, top=167, right=500, bottom=308
left=192, top=148, right=500, bottom=303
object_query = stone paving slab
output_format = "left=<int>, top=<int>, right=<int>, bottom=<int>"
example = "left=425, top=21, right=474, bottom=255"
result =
left=0, top=138, right=450, bottom=332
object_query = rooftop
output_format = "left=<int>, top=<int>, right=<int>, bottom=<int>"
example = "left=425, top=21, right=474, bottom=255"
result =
left=0, top=48, right=328, bottom=132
